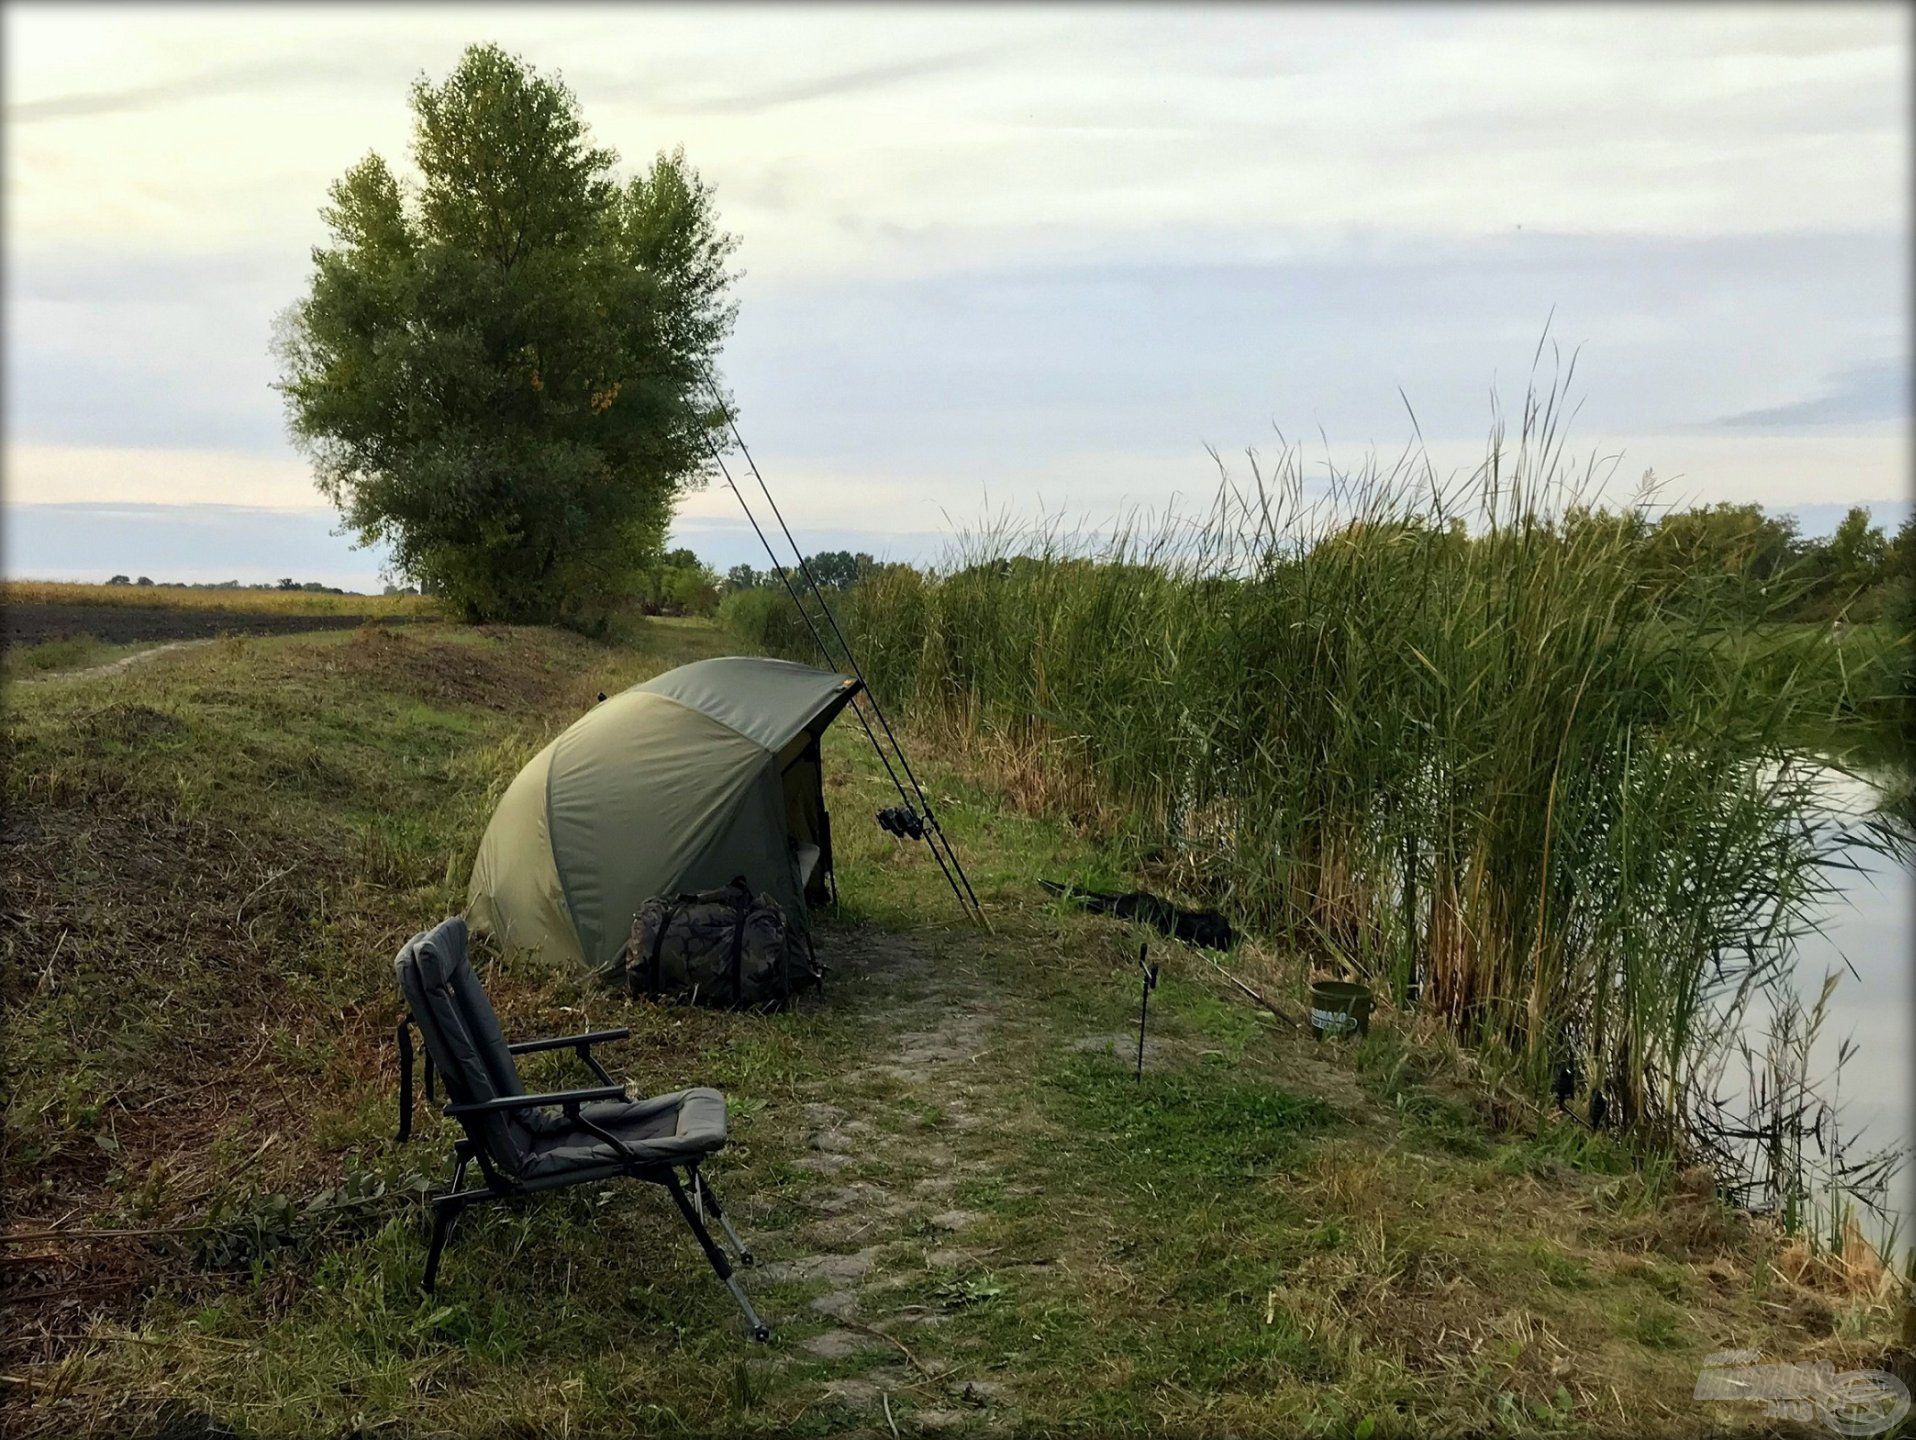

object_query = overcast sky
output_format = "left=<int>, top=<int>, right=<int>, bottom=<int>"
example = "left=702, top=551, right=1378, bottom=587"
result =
left=5, top=3, right=1909, bottom=589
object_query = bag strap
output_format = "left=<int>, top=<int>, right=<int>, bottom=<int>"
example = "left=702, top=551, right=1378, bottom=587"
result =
left=396, top=1015, right=415, bottom=1143
left=726, top=876, right=752, bottom=1008
left=642, top=898, right=687, bottom=997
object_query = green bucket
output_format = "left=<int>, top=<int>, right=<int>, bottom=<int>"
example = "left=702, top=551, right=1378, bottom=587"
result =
left=1308, top=979, right=1372, bottom=1041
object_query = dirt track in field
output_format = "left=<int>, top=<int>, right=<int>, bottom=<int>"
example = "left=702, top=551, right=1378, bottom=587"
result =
left=3, top=602, right=416, bottom=649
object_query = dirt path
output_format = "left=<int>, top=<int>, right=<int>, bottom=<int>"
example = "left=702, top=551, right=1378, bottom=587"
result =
left=746, top=928, right=1031, bottom=1434
left=13, top=639, right=211, bottom=684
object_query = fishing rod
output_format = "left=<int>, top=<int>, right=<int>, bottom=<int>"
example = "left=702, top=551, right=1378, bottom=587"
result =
left=699, top=429, right=983, bottom=926
left=719, top=424, right=987, bottom=927
left=703, top=378, right=987, bottom=925
left=704, top=435, right=980, bottom=926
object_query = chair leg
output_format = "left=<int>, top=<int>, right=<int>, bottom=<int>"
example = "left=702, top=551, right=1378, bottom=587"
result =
left=665, top=1170, right=770, bottom=1342
left=423, top=1197, right=463, bottom=1294
left=423, top=1147, right=473, bottom=1295
left=691, top=1167, right=754, bottom=1267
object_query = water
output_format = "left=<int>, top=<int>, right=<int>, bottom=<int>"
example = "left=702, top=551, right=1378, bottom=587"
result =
left=1748, top=764, right=1914, bottom=1260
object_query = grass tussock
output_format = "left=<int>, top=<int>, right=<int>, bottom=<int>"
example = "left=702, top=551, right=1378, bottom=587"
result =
left=2, top=634, right=147, bottom=678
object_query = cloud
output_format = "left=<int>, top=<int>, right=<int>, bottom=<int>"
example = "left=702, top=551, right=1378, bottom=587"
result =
left=7, top=56, right=391, bottom=123
left=1716, top=359, right=1910, bottom=429
left=645, top=45, right=1007, bottom=116
left=7, top=247, right=296, bottom=305
left=4, top=6, right=1908, bottom=551
left=5, top=445, right=323, bottom=508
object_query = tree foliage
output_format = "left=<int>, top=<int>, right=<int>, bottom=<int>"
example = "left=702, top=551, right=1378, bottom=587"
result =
left=718, top=552, right=876, bottom=593
left=800, top=550, right=876, bottom=590
left=632, top=547, right=720, bottom=617
left=1557, top=500, right=1902, bottom=622
left=275, top=44, right=737, bottom=626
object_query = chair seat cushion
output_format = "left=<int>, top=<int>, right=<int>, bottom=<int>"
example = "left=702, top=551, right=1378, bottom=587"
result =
left=515, top=1086, right=728, bottom=1179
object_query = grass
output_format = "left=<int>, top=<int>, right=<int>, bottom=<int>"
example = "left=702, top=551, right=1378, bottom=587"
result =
left=1, top=634, right=150, bottom=678
left=4, top=614, right=1904, bottom=1436
left=3, top=579, right=444, bottom=617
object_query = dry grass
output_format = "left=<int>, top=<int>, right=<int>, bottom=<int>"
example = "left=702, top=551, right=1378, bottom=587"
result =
left=2, top=579, right=444, bottom=618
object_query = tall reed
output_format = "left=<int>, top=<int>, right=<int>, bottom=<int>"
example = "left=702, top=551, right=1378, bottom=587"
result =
left=818, top=377, right=1879, bottom=1155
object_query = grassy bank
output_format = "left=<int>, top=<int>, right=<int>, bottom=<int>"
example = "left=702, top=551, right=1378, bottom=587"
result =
left=2, top=618, right=1904, bottom=1437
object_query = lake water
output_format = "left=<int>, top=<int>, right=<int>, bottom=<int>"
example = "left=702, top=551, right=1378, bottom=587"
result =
left=1749, top=765, right=1914, bottom=1259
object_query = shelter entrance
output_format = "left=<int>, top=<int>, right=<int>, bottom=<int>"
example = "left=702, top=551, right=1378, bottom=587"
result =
left=778, top=730, right=836, bottom=905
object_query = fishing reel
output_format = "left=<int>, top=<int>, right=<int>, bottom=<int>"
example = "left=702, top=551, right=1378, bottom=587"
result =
left=876, top=804, right=925, bottom=841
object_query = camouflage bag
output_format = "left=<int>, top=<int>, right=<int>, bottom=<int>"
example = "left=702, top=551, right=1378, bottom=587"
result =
left=623, top=877, right=820, bottom=1011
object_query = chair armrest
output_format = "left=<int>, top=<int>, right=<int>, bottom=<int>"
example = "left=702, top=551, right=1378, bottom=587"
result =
left=507, top=1028, right=631, bottom=1056
left=445, top=1085, right=628, bottom=1117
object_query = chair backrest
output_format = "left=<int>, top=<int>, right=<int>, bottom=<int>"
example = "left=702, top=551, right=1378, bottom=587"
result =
left=395, top=916, right=531, bottom=1176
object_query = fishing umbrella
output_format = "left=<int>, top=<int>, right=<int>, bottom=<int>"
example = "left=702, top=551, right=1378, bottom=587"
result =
left=467, top=656, right=862, bottom=972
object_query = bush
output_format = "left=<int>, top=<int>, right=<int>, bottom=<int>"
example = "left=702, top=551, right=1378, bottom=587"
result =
left=630, top=549, right=720, bottom=618
left=717, top=586, right=782, bottom=650
left=716, top=584, right=831, bottom=658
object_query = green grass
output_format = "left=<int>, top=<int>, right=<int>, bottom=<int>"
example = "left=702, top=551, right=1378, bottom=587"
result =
left=2, top=616, right=1899, bottom=1438
left=1672, top=619, right=1910, bottom=750
left=0, top=633, right=149, bottom=678
left=1045, top=1052, right=1337, bottom=1185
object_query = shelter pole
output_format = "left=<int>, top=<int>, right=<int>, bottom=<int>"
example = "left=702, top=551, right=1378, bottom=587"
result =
left=703, top=380, right=987, bottom=925
left=701, top=435, right=978, bottom=921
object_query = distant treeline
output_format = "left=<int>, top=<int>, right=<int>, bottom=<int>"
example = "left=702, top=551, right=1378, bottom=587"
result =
left=720, top=550, right=880, bottom=594
left=102, top=575, right=367, bottom=596
left=92, top=500, right=1912, bottom=627
left=721, top=500, right=1915, bottom=646
left=715, top=550, right=911, bottom=638
left=1551, top=501, right=1911, bottom=623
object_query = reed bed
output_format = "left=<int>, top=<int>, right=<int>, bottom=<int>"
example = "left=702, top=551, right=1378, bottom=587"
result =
left=789, top=382, right=1898, bottom=1172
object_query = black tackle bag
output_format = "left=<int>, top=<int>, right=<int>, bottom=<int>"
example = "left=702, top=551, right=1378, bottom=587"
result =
left=623, top=877, right=821, bottom=1011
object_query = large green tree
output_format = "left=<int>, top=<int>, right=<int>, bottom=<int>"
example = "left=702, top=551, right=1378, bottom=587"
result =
left=275, top=44, right=737, bottom=625
left=1822, top=505, right=1890, bottom=600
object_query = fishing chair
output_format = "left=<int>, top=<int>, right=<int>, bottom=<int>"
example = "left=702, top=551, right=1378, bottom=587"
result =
left=393, top=916, right=769, bottom=1340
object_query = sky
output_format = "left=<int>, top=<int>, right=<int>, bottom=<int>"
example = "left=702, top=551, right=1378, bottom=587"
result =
left=4, top=3, right=1910, bottom=590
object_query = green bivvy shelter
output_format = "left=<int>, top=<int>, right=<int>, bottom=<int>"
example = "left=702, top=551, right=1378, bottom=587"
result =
left=468, top=657, right=862, bottom=974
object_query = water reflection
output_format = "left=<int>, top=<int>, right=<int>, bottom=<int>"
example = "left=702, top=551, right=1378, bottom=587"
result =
left=1749, top=764, right=1914, bottom=1258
